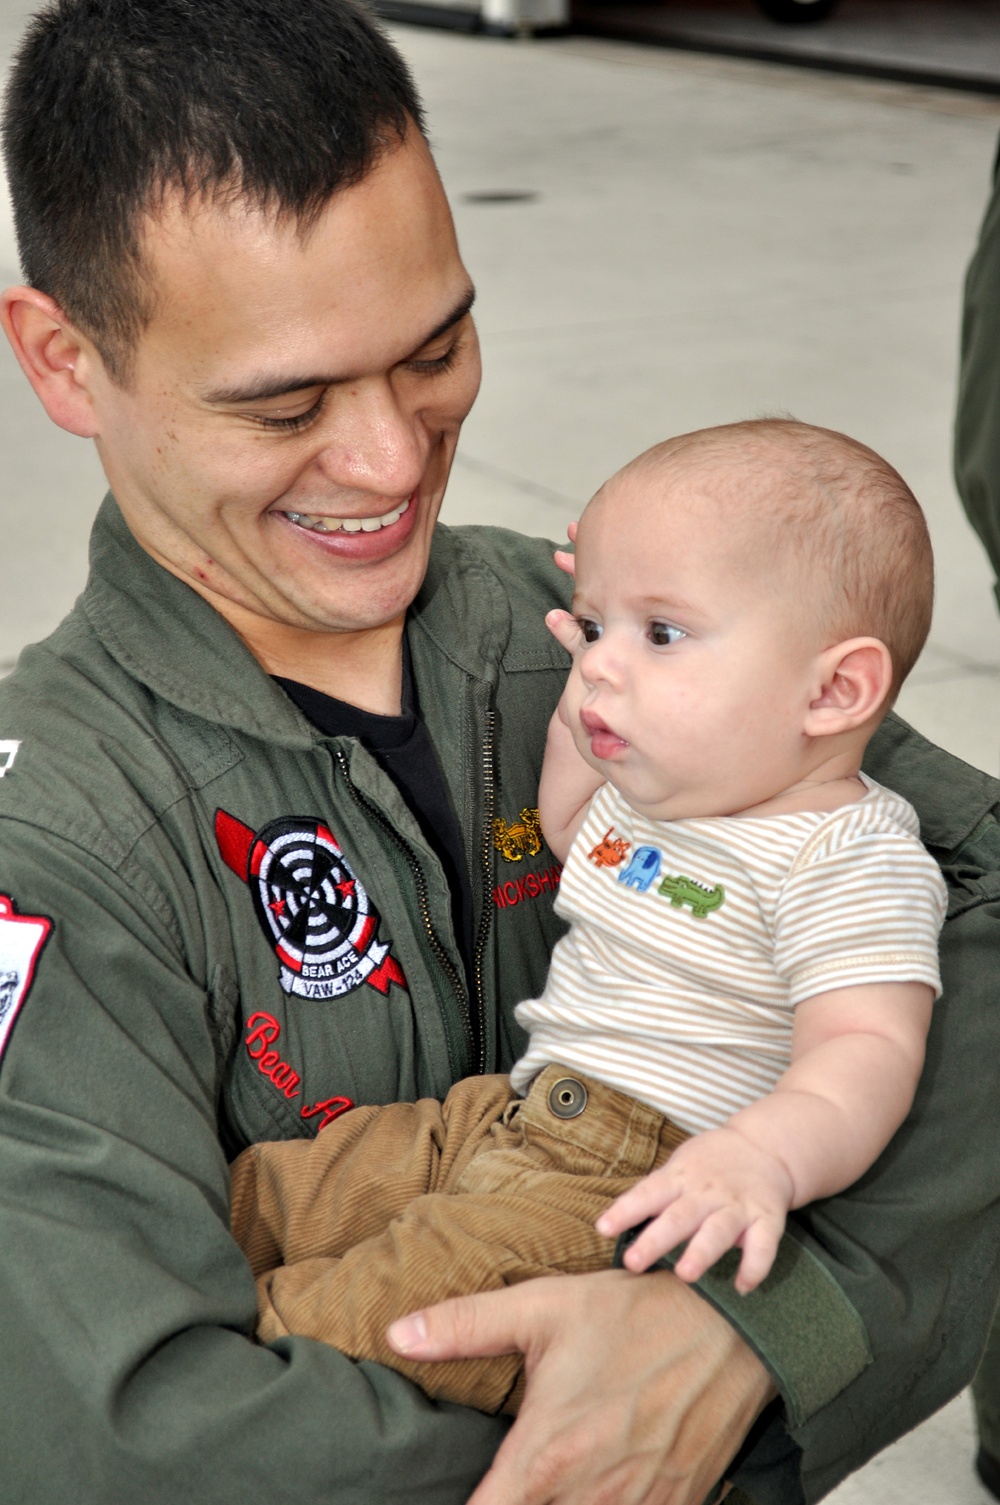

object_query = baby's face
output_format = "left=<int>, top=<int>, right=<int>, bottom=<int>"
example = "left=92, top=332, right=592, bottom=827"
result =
left=562, top=465, right=827, bottom=821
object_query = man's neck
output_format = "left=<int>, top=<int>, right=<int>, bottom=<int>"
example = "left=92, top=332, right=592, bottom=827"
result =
left=231, top=610, right=406, bottom=716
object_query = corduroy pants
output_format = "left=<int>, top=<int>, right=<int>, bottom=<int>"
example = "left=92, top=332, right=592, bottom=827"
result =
left=230, top=1064, right=688, bottom=1413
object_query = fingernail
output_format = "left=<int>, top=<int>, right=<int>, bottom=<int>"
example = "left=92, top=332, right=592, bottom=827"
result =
left=387, top=1312, right=428, bottom=1353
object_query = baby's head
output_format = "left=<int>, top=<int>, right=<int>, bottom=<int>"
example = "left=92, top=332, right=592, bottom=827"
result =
left=562, top=418, right=932, bottom=820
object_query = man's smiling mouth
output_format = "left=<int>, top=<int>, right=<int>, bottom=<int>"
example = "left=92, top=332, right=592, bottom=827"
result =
left=283, top=497, right=412, bottom=534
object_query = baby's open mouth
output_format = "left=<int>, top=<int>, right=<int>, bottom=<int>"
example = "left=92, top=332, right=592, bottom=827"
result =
left=580, top=709, right=629, bottom=756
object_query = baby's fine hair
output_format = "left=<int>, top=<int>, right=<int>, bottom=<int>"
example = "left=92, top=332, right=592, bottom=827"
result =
left=631, top=418, right=933, bottom=703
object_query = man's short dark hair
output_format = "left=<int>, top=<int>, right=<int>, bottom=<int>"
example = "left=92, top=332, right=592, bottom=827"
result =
left=2, top=0, right=425, bottom=382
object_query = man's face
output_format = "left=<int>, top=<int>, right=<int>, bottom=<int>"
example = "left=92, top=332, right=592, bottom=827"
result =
left=81, top=130, right=480, bottom=649
left=560, top=465, right=825, bottom=821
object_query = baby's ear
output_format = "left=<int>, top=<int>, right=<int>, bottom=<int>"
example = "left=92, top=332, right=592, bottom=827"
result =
left=804, top=638, right=893, bottom=737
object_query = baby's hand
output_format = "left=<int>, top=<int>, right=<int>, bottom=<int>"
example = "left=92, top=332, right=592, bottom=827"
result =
left=595, top=1128, right=795, bottom=1294
left=553, top=518, right=578, bottom=577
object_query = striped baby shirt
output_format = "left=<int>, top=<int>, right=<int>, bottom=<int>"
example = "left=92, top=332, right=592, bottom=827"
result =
left=510, top=775, right=947, bottom=1134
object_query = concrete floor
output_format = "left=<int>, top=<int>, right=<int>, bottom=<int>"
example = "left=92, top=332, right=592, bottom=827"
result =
left=1, top=5, right=999, bottom=1498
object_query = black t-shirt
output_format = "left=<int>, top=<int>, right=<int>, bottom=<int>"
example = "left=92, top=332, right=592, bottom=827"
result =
left=273, top=648, right=475, bottom=981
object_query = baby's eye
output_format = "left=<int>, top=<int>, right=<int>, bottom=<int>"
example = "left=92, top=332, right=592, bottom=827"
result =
left=648, top=621, right=686, bottom=647
left=576, top=617, right=603, bottom=645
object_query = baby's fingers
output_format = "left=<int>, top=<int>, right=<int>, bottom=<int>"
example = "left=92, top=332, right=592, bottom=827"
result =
left=618, top=1202, right=710, bottom=1273
left=595, top=1170, right=681, bottom=1242
left=553, top=521, right=579, bottom=577
left=545, top=608, right=579, bottom=651
left=733, top=1219, right=783, bottom=1295
left=671, top=1207, right=750, bottom=1286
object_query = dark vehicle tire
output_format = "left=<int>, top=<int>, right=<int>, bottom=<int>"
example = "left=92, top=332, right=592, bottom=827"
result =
left=755, top=0, right=838, bottom=21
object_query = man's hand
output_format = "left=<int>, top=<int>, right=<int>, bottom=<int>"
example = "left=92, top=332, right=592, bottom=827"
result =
left=597, top=1129, right=794, bottom=1295
left=387, top=1269, right=776, bottom=1505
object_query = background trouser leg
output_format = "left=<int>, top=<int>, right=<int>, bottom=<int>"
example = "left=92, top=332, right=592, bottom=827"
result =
left=974, top=1303, right=1000, bottom=1498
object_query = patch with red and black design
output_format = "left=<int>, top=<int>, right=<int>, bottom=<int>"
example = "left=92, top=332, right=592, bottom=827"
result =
left=0, top=894, right=52, bottom=1058
left=215, top=810, right=407, bottom=1002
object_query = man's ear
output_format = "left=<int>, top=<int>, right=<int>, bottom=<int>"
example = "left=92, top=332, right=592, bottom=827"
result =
left=0, top=286, right=100, bottom=438
left=804, top=637, right=893, bottom=738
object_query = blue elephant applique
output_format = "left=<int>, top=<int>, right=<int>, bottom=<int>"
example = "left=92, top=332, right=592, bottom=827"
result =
left=617, top=845, right=662, bottom=892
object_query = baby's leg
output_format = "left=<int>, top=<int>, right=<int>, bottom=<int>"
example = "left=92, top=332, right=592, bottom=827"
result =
left=254, top=1067, right=688, bottom=1414
left=230, top=1074, right=516, bottom=1276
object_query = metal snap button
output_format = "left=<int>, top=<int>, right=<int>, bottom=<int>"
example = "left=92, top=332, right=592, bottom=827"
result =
left=548, top=1077, right=587, bottom=1119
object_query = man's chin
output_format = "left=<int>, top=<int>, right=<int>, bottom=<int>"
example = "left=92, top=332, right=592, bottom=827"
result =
left=292, top=577, right=423, bottom=637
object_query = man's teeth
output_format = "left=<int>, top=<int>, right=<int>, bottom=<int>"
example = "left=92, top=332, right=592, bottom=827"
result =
left=284, top=499, right=410, bottom=535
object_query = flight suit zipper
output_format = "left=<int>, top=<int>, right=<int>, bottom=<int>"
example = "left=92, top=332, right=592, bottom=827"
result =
left=470, top=709, right=496, bottom=1074
left=333, top=748, right=475, bottom=1077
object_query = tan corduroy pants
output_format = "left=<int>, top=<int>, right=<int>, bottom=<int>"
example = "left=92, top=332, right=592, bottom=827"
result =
left=230, top=1064, right=688, bottom=1414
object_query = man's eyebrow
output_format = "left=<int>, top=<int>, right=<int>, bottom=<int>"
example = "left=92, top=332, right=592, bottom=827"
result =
left=200, top=286, right=477, bottom=407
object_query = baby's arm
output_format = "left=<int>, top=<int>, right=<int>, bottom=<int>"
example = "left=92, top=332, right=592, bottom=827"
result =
left=597, top=980, right=933, bottom=1293
left=537, top=609, right=605, bottom=863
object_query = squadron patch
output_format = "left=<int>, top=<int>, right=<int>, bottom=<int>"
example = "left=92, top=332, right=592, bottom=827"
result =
left=215, top=810, right=407, bottom=1002
left=0, top=894, right=52, bottom=1058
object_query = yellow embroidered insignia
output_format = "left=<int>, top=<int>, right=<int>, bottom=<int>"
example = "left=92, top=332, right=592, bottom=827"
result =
left=492, top=807, right=543, bottom=863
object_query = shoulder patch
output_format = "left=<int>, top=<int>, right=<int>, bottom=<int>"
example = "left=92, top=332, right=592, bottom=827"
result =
left=0, top=741, right=20, bottom=777
left=0, top=894, right=52, bottom=1057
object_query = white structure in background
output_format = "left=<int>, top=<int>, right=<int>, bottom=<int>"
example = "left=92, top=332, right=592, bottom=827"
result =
left=376, top=0, right=837, bottom=38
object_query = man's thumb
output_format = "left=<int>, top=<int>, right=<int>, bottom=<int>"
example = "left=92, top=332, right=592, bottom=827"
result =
left=387, top=1290, right=524, bottom=1363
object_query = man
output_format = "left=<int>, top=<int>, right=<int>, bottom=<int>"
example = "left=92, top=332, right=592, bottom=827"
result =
left=0, top=3, right=998, bottom=1502
left=953, top=133, right=1000, bottom=1505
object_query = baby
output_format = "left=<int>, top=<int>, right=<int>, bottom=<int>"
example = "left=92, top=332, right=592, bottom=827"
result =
left=230, top=418, right=946, bottom=1414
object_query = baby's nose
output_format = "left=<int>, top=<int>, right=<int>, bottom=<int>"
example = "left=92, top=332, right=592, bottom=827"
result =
left=580, top=634, right=622, bottom=684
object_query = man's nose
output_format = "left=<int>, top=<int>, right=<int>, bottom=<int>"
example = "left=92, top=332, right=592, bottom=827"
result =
left=313, top=379, right=428, bottom=499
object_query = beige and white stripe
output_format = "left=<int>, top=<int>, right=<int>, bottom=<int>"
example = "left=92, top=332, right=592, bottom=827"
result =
left=511, top=776, right=946, bottom=1134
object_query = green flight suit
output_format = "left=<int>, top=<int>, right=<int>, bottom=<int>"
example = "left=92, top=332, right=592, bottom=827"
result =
left=955, top=128, right=1000, bottom=1475
left=0, top=497, right=999, bottom=1503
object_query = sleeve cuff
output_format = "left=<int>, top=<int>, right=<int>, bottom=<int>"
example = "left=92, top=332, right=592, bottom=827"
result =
left=615, top=1222, right=872, bottom=1427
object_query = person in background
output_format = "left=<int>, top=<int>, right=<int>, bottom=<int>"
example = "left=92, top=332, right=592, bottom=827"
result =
left=953, top=131, right=1000, bottom=1505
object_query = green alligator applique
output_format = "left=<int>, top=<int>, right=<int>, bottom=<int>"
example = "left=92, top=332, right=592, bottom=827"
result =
left=657, top=873, right=725, bottom=918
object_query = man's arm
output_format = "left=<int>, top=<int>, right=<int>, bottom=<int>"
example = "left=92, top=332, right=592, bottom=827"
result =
left=0, top=822, right=505, bottom=1505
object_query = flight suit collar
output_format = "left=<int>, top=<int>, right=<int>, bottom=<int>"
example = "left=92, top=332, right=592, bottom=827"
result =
left=864, top=710, right=1000, bottom=856
left=80, top=494, right=511, bottom=745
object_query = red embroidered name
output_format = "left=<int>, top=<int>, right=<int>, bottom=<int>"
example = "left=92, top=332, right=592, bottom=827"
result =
left=245, top=1011, right=302, bottom=1099
left=301, top=1097, right=354, bottom=1131
left=243, top=1011, right=355, bottom=1129
left=493, top=863, right=563, bottom=910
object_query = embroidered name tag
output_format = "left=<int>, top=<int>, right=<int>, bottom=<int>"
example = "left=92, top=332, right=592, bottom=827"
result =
left=0, top=894, right=52, bottom=1059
